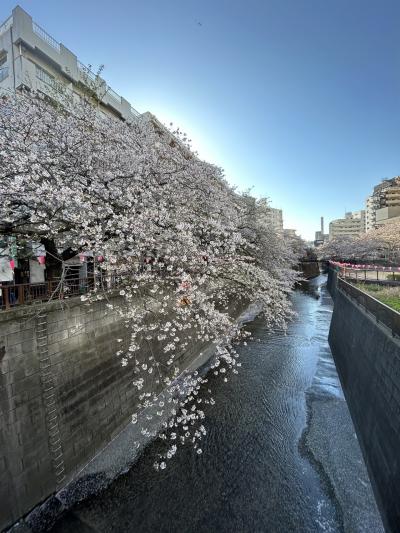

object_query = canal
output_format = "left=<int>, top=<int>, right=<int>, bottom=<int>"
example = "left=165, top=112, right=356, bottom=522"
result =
left=51, top=275, right=383, bottom=532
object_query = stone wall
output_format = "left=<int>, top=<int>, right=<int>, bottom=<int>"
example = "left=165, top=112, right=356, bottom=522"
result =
left=328, top=271, right=400, bottom=532
left=0, top=293, right=248, bottom=530
left=300, top=261, right=320, bottom=280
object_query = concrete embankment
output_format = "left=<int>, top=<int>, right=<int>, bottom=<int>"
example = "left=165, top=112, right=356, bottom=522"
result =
left=328, top=269, right=400, bottom=532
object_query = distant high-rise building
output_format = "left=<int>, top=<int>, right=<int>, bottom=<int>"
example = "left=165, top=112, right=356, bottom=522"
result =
left=329, top=210, right=366, bottom=240
left=314, top=216, right=328, bottom=246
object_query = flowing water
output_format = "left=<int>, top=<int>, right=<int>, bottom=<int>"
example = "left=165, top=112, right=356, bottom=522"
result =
left=51, top=275, right=383, bottom=532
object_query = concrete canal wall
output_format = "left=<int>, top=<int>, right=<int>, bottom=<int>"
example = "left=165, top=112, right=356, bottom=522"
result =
left=300, top=261, right=320, bottom=280
left=328, top=270, right=400, bottom=532
left=0, top=294, right=248, bottom=530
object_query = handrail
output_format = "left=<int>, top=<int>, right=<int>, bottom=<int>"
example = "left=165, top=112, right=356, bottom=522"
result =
left=0, top=265, right=171, bottom=311
left=130, top=105, right=140, bottom=118
left=106, top=86, right=122, bottom=104
left=338, top=277, right=400, bottom=338
left=77, top=61, right=97, bottom=82
left=0, top=277, right=97, bottom=311
left=33, top=21, right=61, bottom=53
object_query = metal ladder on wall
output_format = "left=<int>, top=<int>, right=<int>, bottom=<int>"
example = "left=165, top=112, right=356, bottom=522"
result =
left=36, top=311, right=66, bottom=488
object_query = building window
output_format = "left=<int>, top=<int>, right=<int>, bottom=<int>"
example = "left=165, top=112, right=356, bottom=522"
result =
left=0, top=52, right=8, bottom=83
left=36, top=64, right=56, bottom=87
left=35, top=64, right=63, bottom=93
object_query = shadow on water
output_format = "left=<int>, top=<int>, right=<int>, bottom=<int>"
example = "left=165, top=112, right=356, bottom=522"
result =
left=49, top=275, right=382, bottom=533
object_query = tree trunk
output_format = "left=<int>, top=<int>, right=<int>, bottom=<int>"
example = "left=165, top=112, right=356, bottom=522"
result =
left=40, top=238, right=62, bottom=280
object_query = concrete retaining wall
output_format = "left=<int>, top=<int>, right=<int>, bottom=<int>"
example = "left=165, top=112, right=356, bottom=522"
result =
left=0, top=294, right=247, bottom=530
left=326, top=267, right=338, bottom=299
left=300, top=261, right=320, bottom=279
left=328, top=271, right=400, bottom=532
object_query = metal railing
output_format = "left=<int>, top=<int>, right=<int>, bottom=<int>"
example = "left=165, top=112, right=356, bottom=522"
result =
left=0, top=275, right=112, bottom=311
left=77, top=62, right=140, bottom=118
left=0, top=15, right=13, bottom=36
left=33, top=21, right=61, bottom=53
left=0, top=266, right=169, bottom=311
left=0, top=66, right=9, bottom=83
left=130, top=105, right=140, bottom=118
left=107, top=86, right=122, bottom=104
left=338, top=277, right=400, bottom=338
left=77, top=61, right=97, bottom=82
left=336, top=266, right=400, bottom=285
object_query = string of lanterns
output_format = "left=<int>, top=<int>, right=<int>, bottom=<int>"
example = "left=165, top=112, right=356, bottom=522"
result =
left=330, top=260, right=400, bottom=272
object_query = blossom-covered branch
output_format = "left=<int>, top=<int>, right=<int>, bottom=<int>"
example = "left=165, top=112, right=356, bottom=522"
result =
left=0, top=88, right=298, bottom=465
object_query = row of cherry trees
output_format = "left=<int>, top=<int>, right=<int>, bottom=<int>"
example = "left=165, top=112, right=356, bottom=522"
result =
left=0, top=89, right=301, bottom=466
left=317, top=221, right=400, bottom=262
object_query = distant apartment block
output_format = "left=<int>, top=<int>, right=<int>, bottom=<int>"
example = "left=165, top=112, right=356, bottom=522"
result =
left=0, top=6, right=140, bottom=123
left=329, top=210, right=366, bottom=240
left=266, top=207, right=284, bottom=231
left=365, top=176, right=400, bottom=231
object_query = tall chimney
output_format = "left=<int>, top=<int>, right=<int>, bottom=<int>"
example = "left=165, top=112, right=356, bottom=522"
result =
left=321, top=216, right=324, bottom=235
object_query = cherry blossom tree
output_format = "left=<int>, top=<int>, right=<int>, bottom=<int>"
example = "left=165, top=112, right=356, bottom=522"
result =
left=0, top=88, right=297, bottom=465
left=318, top=224, right=400, bottom=263
left=364, top=221, right=400, bottom=262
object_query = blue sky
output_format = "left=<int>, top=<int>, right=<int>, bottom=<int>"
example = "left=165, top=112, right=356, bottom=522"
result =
left=2, top=1, right=399, bottom=239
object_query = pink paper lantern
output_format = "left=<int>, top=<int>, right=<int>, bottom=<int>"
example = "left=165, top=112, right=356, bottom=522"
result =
left=79, top=254, right=85, bottom=263
left=38, top=256, right=46, bottom=265
left=97, top=255, right=104, bottom=263
left=9, top=259, right=15, bottom=270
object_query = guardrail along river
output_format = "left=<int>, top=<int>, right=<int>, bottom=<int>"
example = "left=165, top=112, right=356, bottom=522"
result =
left=52, top=275, right=383, bottom=533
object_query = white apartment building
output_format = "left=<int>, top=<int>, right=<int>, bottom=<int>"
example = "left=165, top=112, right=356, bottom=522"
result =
left=266, top=207, right=284, bottom=231
left=256, top=200, right=284, bottom=232
left=365, top=177, right=400, bottom=231
left=366, top=195, right=375, bottom=232
left=329, top=211, right=366, bottom=240
left=0, top=6, right=140, bottom=122
left=0, top=6, right=145, bottom=284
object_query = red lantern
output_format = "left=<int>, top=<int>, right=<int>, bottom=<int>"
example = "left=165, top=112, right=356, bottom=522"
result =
left=9, top=259, right=15, bottom=270
left=38, top=256, right=46, bottom=265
